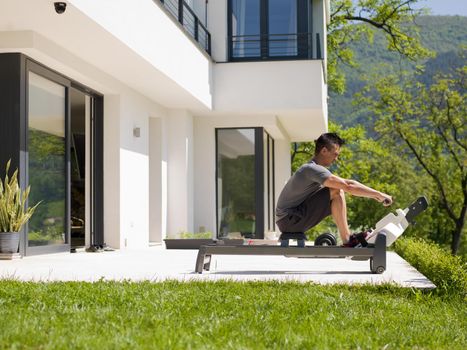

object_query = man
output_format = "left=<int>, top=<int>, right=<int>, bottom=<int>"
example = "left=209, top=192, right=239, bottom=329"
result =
left=275, top=133, right=393, bottom=247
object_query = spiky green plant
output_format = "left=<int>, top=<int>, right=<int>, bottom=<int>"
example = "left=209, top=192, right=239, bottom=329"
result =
left=0, top=160, right=40, bottom=233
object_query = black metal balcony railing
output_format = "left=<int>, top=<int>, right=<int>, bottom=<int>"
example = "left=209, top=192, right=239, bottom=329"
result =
left=230, top=32, right=323, bottom=61
left=159, top=0, right=211, bottom=55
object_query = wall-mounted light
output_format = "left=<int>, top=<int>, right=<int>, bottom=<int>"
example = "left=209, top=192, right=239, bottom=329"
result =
left=133, top=127, right=141, bottom=138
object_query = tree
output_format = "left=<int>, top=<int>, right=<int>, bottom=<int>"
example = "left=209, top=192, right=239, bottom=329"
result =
left=292, top=122, right=436, bottom=240
left=360, top=64, right=466, bottom=255
left=328, top=0, right=432, bottom=93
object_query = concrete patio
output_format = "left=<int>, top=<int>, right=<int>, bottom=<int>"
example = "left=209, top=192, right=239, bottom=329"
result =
left=0, top=245, right=435, bottom=289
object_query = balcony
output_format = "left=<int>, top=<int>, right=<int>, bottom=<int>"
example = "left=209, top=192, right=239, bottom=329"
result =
left=230, top=32, right=323, bottom=61
left=159, top=0, right=211, bottom=55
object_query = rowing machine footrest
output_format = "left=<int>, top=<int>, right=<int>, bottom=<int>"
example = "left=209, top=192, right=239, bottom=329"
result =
left=279, top=232, right=306, bottom=247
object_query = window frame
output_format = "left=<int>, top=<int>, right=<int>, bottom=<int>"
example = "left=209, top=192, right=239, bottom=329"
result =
left=228, top=0, right=313, bottom=61
left=215, top=127, right=275, bottom=239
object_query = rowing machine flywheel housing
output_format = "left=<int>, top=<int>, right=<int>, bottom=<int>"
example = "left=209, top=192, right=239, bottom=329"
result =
left=314, top=233, right=337, bottom=246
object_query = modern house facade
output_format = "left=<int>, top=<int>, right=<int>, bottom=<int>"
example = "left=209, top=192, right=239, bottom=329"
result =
left=0, top=0, right=329, bottom=256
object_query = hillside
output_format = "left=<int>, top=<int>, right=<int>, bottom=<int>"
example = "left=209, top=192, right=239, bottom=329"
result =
left=329, top=15, right=467, bottom=128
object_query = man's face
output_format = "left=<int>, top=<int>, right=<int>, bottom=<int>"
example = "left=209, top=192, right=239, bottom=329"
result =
left=321, top=144, right=340, bottom=167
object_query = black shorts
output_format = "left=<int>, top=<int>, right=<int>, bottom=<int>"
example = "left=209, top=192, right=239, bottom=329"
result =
left=276, top=187, right=331, bottom=233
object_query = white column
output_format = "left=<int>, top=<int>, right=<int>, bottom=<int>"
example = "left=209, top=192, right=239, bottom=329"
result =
left=149, top=117, right=163, bottom=243
left=166, top=110, right=194, bottom=237
left=208, top=0, right=228, bottom=62
left=193, top=117, right=216, bottom=235
left=103, top=95, right=121, bottom=248
left=119, top=96, right=150, bottom=249
left=274, top=138, right=292, bottom=233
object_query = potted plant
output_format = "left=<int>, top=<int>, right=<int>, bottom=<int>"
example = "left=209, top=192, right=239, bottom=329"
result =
left=0, top=160, right=40, bottom=254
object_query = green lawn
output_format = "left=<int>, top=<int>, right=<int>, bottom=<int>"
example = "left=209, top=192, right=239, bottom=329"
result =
left=0, top=281, right=465, bottom=349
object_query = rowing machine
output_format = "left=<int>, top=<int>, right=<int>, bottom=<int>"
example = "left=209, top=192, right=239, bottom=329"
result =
left=194, top=196, right=428, bottom=274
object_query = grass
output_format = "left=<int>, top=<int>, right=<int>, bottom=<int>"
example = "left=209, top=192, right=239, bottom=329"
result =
left=0, top=280, right=466, bottom=349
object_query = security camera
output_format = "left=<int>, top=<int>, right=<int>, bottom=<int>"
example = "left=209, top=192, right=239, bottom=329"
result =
left=54, top=2, right=67, bottom=14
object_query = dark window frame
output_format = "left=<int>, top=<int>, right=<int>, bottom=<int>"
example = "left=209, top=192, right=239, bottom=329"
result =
left=0, top=53, right=104, bottom=256
left=228, top=0, right=313, bottom=61
left=25, top=60, right=71, bottom=255
left=215, top=127, right=275, bottom=239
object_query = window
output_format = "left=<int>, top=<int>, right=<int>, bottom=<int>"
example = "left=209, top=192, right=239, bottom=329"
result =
left=268, top=0, right=297, bottom=56
left=28, top=72, right=67, bottom=247
left=216, top=128, right=274, bottom=239
left=229, top=0, right=313, bottom=61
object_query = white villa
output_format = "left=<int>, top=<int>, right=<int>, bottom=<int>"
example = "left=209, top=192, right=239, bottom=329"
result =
left=0, top=0, right=329, bottom=256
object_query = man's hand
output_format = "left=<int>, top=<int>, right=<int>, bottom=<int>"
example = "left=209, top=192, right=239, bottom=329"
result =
left=377, top=193, right=393, bottom=206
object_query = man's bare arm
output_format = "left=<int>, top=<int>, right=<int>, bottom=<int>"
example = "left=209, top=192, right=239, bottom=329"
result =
left=323, top=175, right=393, bottom=205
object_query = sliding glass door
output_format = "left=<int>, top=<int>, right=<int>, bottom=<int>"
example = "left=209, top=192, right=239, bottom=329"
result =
left=25, top=60, right=104, bottom=255
left=0, top=53, right=103, bottom=256
left=27, top=69, right=69, bottom=252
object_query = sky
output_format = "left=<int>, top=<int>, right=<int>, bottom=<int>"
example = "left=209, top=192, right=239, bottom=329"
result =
left=413, top=0, right=467, bottom=16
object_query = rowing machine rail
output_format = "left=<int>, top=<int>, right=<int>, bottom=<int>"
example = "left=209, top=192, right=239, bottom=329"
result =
left=195, top=232, right=387, bottom=274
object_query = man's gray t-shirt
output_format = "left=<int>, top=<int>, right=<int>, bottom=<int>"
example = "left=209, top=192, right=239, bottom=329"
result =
left=275, top=161, right=332, bottom=222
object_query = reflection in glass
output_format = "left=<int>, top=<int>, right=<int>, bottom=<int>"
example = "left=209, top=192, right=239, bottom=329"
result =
left=28, top=72, right=66, bottom=247
left=231, top=0, right=261, bottom=57
left=269, top=0, right=297, bottom=56
left=217, top=129, right=256, bottom=238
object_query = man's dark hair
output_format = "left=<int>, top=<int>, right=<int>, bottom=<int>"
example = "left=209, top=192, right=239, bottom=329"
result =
left=314, top=133, right=345, bottom=155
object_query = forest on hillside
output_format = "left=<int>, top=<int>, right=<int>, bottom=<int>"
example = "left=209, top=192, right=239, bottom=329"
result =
left=293, top=9, right=466, bottom=256
left=329, top=15, right=467, bottom=127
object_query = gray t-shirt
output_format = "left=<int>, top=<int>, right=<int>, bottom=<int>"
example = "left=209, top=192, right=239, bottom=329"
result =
left=275, top=161, right=332, bottom=222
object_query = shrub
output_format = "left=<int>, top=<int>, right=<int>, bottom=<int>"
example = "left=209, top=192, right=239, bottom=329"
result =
left=394, top=237, right=467, bottom=296
left=180, top=231, right=213, bottom=239
left=166, top=231, right=213, bottom=239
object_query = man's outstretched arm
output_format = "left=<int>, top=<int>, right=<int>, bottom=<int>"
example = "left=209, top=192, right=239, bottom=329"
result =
left=323, top=175, right=393, bottom=206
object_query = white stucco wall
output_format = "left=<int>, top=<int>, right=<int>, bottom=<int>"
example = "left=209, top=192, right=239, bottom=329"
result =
left=313, top=0, right=327, bottom=70
left=214, top=60, right=326, bottom=141
left=0, top=0, right=212, bottom=110
left=0, top=0, right=329, bottom=250
left=104, top=90, right=167, bottom=249
left=193, top=115, right=292, bottom=235
left=149, top=117, right=163, bottom=243
left=273, top=139, right=293, bottom=222
left=119, top=95, right=148, bottom=248
left=103, top=95, right=121, bottom=249
left=215, top=60, right=325, bottom=111
left=68, top=0, right=212, bottom=109
left=166, top=111, right=195, bottom=237
left=207, top=0, right=228, bottom=62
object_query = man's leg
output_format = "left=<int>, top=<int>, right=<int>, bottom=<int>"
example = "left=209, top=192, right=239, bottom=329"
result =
left=330, top=188, right=351, bottom=243
left=277, top=188, right=331, bottom=234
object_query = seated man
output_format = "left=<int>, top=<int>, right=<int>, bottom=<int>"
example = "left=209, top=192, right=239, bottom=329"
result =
left=275, top=133, right=393, bottom=247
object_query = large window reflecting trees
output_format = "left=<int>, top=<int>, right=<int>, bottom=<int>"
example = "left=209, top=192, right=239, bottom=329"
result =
left=27, top=72, right=67, bottom=247
left=216, top=128, right=274, bottom=239
left=0, top=53, right=103, bottom=256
